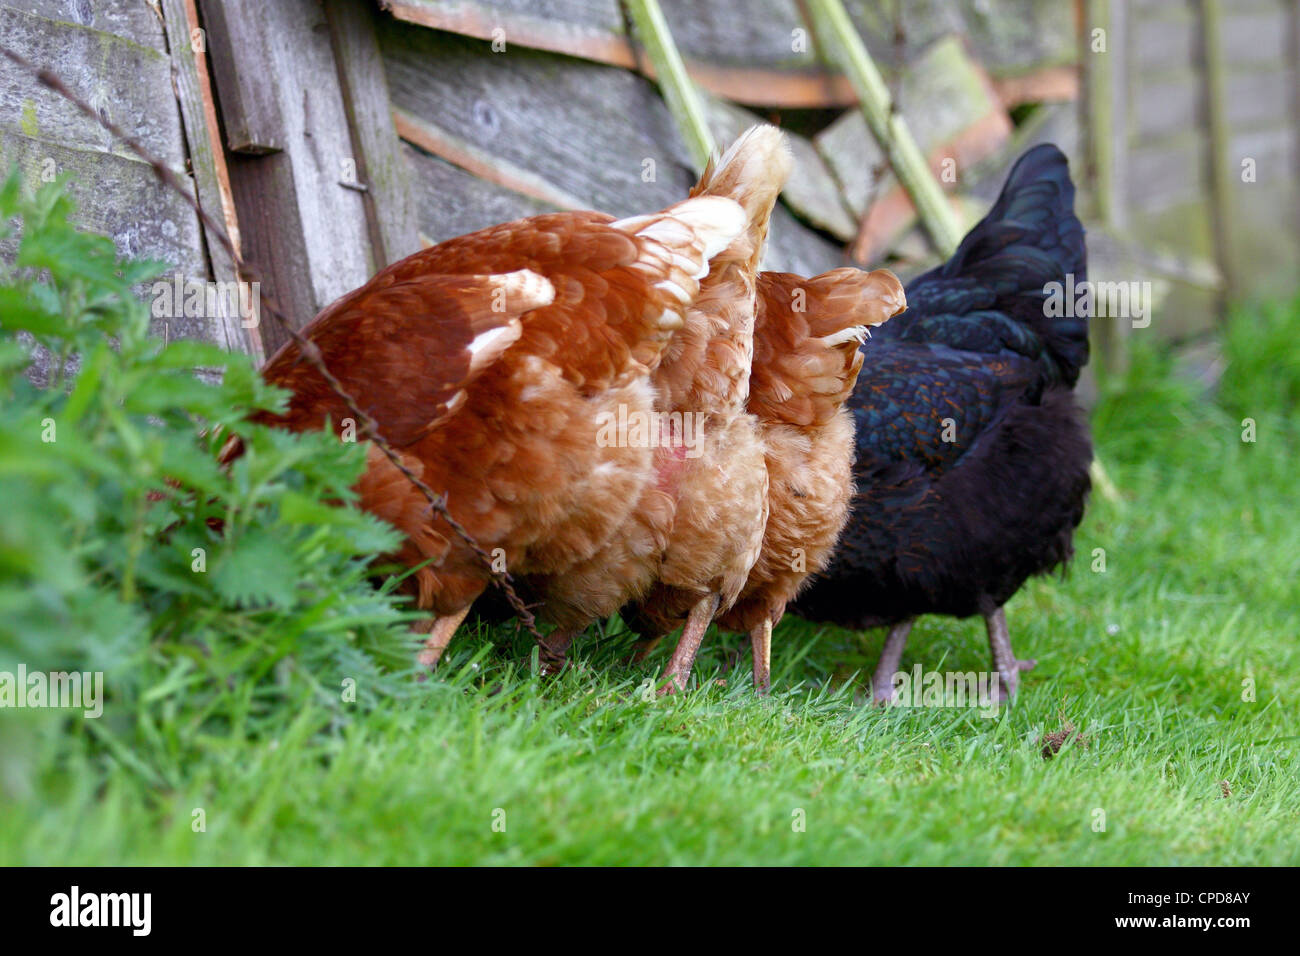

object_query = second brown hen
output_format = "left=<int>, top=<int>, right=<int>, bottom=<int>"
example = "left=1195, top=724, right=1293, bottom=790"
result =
left=530, top=126, right=791, bottom=692
left=615, top=127, right=795, bottom=693
left=714, top=268, right=906, bottom=692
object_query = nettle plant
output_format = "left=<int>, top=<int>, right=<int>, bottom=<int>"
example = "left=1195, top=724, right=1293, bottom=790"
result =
left=0, top=173, right=416, bottom=788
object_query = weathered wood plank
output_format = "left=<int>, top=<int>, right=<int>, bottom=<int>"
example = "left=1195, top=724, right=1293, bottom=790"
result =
left=704, top=96, right=857, bottom=241
left=0, top=129, right=208, bottom=322
left=0, top=6, right=187, bottom=164
left=1131, top=6, right=1196, bottom=74
left=1131, top=73, right=1199, bottom=141
left=393, top=108, right=588, bottom=210
left=843, top=0, right=1078, bottom=77
left=950, top=0, right=1079, bottom=76
left=0, top=130, right=204, bottom=271
left=381, top=0, right=857, bottom=107
left=1221, top=9, right=1287, bottom=66
left=403, top=142, right=561, bottom=245
left=1223, top=68, right=1292, bottom=130
left=324, top=0, right=420, bottom=267
left=1127, top=136, right=1206, bottom=213
left=224, top=151, right=314, bottom=355
left=379, top=21, right=694, bottom=217
left=814, top=34, right=1012, bottom=260
left=205, top=0, right=377, bottom=351
left=158, top=0, right=260, bottom=359
left=6, top=0, right=167, bottom=50
left=197, top=0, right=285, bottom=153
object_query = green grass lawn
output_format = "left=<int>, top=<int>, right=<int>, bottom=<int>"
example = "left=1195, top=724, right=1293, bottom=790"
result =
left=2, top=308, right=1298, bottom=866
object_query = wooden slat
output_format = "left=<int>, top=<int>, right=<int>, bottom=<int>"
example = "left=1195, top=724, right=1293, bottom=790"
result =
left=403, top=143, right=562, bottom=245
left=1131, top=4, right=1196, bottom=74
left=8, top=0, right=168, bottom=51
left=0, top=130, right=207, bottom=315
left=159, top=0, right=260, bottom=359
left=0, top=6, right=185, bottom=163
left=393, top=108, right=588, bottom=211
left=813, top=34, right=1012, bottom=261
left=324, top=0, right=420, bottom=267
left=1131, top=72, right=1199, bottom=141
left=1222, top=68, right=1292, bottom=130
left=843, top=0, right=1078, bottom=77
left=198, top=0, right=286, bottom=153
left=379, top=21, right=693, bottom=218
left=203, top=0, right=378, bottom=351
left=381, top=0, right=857, bottom=107
left=1126, top=136, right=1205, bottom=213
left=1220, top=8, right=1287, bottom=65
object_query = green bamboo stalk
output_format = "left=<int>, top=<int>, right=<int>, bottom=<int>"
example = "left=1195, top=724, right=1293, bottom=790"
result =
left=622, top=0, right=716, bottom=171
left=803, top=0, right=963, bottom=256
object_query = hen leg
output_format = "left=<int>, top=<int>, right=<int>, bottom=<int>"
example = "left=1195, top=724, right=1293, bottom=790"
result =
left=750, top=617, right=773, bottom=696
left=871, top=618, right=914, bottom=705
left=416, top=606, right=472, bottom=670
left=658, top=594, right=721, bottom=695
left=985, top=606, right=1036, bottom=701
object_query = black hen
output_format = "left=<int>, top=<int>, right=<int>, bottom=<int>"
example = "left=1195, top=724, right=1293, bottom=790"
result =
left=792, top=144, right=1092, bottom=702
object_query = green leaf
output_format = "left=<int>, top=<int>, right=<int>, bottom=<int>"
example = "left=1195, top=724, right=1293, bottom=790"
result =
left=211, top=528, right=302, bottom=609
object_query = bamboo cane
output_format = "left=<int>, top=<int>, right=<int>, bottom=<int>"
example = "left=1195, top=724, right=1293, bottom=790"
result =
left=622, top=0, right=716, bottom=171
left=803, top=0, right=964, bottom=256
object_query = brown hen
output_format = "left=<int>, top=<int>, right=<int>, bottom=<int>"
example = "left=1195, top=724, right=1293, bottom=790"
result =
left=248, top=199, right=747, bottom=666
left=716, top=268, right=906, bottom=692
left=527, top=127, right=790, bottom=690
left=610, top=126, right=793, bottom=693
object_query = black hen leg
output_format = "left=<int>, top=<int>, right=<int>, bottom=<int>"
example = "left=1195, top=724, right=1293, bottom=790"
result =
left=985, top=606, right=1036, bottom=701
left=871, top=618, right=914, bottom=704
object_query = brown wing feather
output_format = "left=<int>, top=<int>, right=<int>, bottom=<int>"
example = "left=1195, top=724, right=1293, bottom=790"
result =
left=257, top=273, right=538, bottom=446
left=749, top=268, right=905, bottom=427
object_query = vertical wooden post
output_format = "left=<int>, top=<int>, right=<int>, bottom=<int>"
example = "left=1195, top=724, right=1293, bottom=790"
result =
left=160, top=0, right=263, bottom=360
left=197, top=0, right=377, bottom=354
left=1198, top=0, right=1238, bottom=318
left=1085, top=0, right=1130, bottom=376
left=324, top=0, right=421, bottom=268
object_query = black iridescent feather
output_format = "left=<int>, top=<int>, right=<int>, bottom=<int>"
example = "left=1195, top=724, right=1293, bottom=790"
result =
left=792, top=144, right=1093, bottom=630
